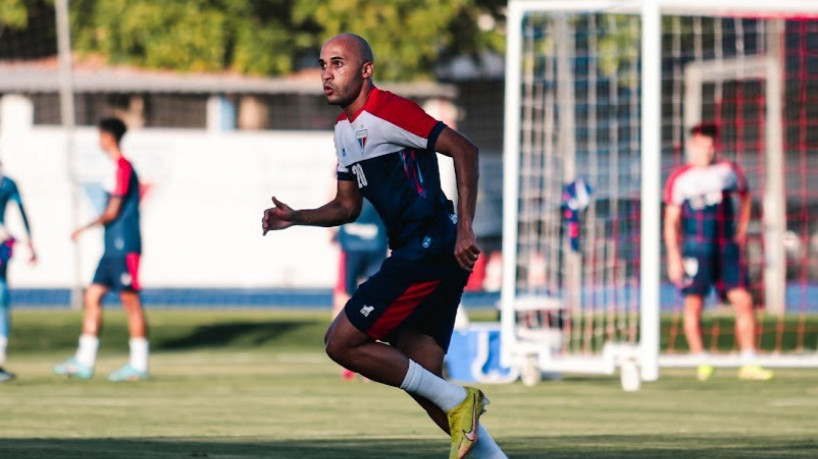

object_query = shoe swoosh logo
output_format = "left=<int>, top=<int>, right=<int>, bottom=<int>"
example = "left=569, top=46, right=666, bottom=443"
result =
left=462, top=393, right=478, bottom=442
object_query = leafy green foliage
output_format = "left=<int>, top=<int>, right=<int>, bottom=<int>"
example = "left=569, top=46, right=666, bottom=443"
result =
left=69, top=0, right=315, bottom=75
left=0, top=0, right=32, bottom=31
left=294, top=0, right=505, bottom=80
left=7, top=0, right=504, bottom=79
left=295, top=0, right=455, bottom=81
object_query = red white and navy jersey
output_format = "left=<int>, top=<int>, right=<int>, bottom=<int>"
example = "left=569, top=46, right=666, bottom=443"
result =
left=664, top=160, right=748, bottom=245
left=335, top=88, right=454, bottom=257
left=103, top=157, right=141, bottom=256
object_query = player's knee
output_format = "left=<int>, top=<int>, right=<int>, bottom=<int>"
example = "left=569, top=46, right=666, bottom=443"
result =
left=323, top=336, right=343, bottom=367
left=84, top=285, right=106, bottom=303
left=83, top=295, right=103, bottom=311
left=733, top=298, right=754, bottom=315
left=728, top=289, right=753, bottom=312
left=120, top=292, right=142, bottom=310
left=323, top=318, right=339, bottom=348
left=324, top=329, right=348, bottom=365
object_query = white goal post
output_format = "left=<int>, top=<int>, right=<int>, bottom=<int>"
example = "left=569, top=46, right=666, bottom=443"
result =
left=501, top=0, right=818, bottom=386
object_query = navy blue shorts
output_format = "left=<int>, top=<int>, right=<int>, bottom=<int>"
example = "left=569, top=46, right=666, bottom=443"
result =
left=92, top=253, right=141, bottom=292
left=343, top=249, right=386, bottom=295
left=344, top=253, right=470, bottom=352
left=680, top=242, right=747, bottom=297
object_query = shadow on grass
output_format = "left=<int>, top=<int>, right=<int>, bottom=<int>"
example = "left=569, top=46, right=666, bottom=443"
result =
left=154, top=321, right=310, bottom=351
left=1, top=435, right=816, bottom=459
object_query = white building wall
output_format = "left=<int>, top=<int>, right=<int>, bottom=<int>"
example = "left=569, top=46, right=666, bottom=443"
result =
left=0, top=95, right=339, bottom=288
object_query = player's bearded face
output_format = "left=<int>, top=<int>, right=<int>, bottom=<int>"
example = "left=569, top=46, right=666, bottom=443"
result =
left=324, top=68, right=363, bottom=107
left=319, top=43, right=366, bottom=107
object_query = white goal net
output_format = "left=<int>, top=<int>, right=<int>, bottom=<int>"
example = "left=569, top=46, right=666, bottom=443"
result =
left=501, top=0, right=818, bottom=386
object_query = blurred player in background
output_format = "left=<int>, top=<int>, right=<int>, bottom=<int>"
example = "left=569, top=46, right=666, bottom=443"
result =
left=332, top=197, right=387, bottom=381
left=0, top=162, right=37, bottom=382
left=263, top=34, right=506, bottom=459
left=664, top=123, right=773, bottom=381
left=54, top=117, right=149, bottom=382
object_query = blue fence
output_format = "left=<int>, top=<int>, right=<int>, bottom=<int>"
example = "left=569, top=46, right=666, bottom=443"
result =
left=11, top=283, right=818, bottom=311
left=10, top=288, right=502, bottom=309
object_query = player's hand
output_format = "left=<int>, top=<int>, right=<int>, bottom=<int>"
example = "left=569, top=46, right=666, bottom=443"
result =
left=70, top=228, right=83, bottom=242
left=262, top=196, right=296, bottom=235
left=27, top=242, right=37, bottom=264
left=454, top=222, right=481, bottom=272
left=734, top=230, right=747, bottom=247
left=667, top=255, right=685, bottom=286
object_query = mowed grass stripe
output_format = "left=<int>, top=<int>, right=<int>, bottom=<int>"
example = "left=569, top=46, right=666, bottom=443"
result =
left=0, top=309, right=816, bottom=458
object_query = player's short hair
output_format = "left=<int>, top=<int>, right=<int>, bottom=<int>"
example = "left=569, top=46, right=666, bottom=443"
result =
left=99, top=117, right=127, bottom=143
left=690, top=122, right=718, bottom=140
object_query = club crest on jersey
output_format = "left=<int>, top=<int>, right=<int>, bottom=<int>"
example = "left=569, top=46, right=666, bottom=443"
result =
left=356, top=129, right=368, bottom=153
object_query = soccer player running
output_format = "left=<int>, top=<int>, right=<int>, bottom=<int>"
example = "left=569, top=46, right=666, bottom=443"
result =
left=54, top=117, right=149, bottom=382
left=0, top=163, right=37, bottom=382
left=262, top=34, right=506, bottom=459
left=664, top=123, right=773, bottom=381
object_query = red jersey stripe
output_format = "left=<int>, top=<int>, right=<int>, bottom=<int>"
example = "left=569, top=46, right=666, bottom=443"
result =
left=125, top=252, right=141, bottom=291
left=664, top=163, right=692, bottom=205
left=366, top=89, right=439, bottom=139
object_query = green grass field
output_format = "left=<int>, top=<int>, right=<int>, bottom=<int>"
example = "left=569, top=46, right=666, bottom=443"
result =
left=1, top=309, right=817, bottom=458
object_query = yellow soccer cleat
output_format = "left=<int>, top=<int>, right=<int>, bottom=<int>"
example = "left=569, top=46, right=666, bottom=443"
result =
left=446, top=386, right=489, bottom=459
left=738, top=364, right=774, bottom=381
left=696, top=364, right=715, bottom=381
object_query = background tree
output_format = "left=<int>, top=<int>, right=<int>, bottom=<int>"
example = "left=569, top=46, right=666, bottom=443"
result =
left=2, top=0, right=505, bottom=80
left=69, top=0, right=319, bottom=75
left=293, top=0, right=505, bottom=81
left=0, top=0, right=31, bottom=33
left=0, top=0, right=56, bottom=60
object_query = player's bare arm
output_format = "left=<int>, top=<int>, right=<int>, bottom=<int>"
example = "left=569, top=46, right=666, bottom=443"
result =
left=263, top=179, right=362, bottom=235
left=433, top=127, right=480, bottom=271
left=71, top=197, right=123, bottom=242
left=25, top=240, right=36, bottom=264
left=16, top=199, right=36, bottom=263
left=664, top=204, right=683, bottom=285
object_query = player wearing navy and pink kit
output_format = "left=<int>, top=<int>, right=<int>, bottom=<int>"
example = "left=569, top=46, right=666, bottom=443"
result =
left=332, top=87, right=469, bottom=347
left=664, top=123, right=772, bottom=381
left=262, top=34, right=505, bottom=459
left=54, top=117, right=150, bottom=382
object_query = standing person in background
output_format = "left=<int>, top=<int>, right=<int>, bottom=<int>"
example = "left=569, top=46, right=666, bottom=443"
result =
left=664, top=123, right=773, bottom=381
left=54, top=117, right=149, bottom=382
left=0, top=162, right=37, bottom=382
left=332, top=197, right=387, bottom=381
left=263, top=33, right=506, bottom=459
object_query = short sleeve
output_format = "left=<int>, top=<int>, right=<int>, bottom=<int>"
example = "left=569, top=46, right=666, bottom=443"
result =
left=112, top=159, right=133, bottom=197
left=664, top=169, right=682, bottom=206
left=372, top=92, right=445, bottom=151
left=334, top=133, right=354, bottom=181
left=337, top=162, right=354, bottom=181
